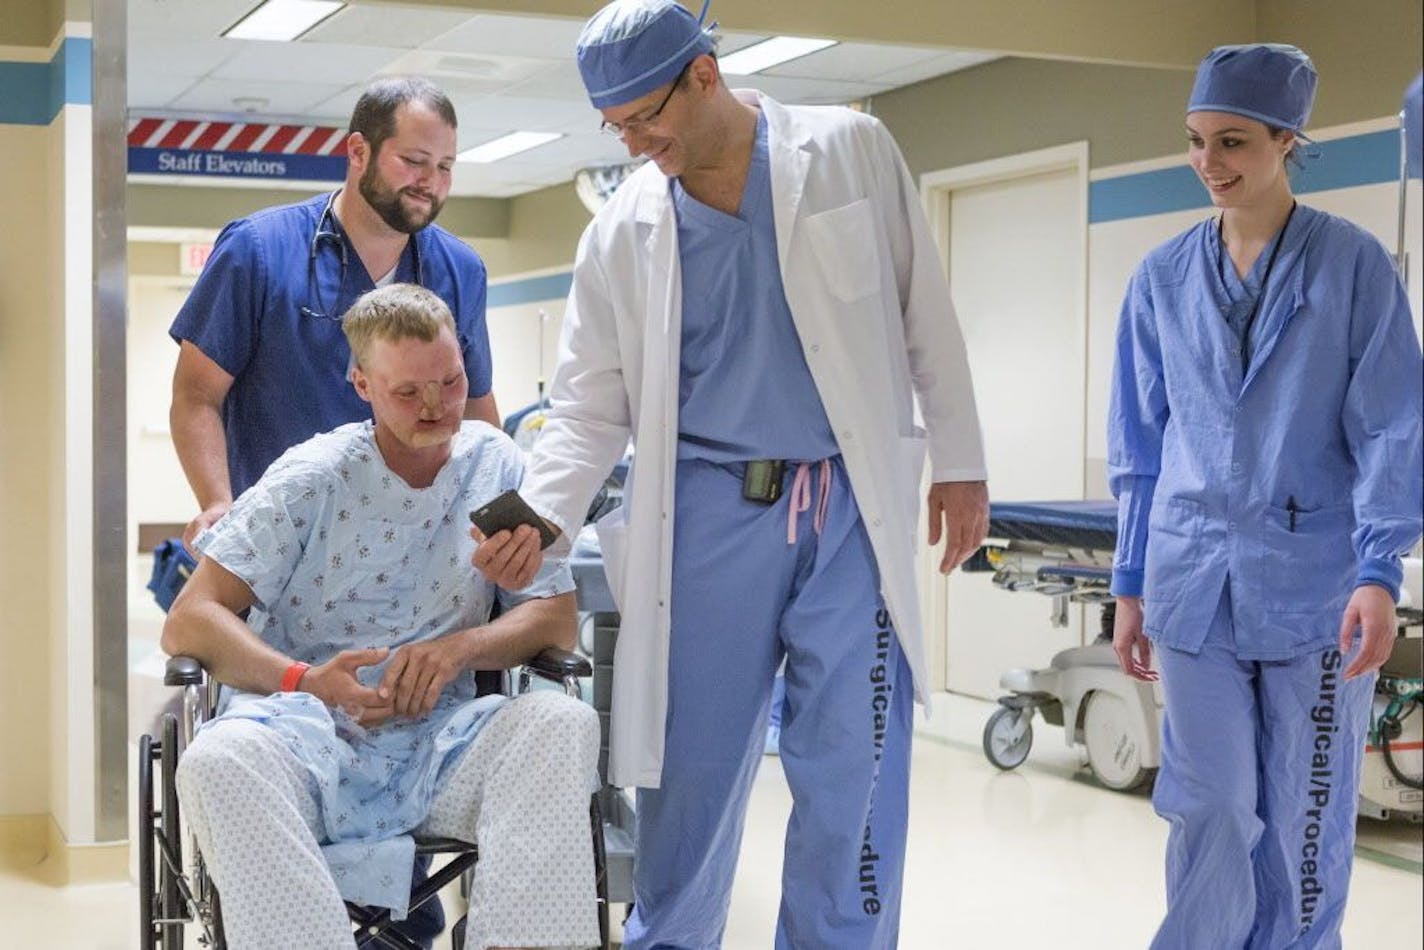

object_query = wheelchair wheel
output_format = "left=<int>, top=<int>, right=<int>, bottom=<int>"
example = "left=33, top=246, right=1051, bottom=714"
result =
left=591, top=793, right=610, bottom=950
left=138, top=733, right=157, bottom=950
left=159, top=713, right=186, bottom=947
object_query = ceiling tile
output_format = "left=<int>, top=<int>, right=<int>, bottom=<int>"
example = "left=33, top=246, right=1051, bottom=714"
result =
left=501, top=61, right=592, bottom=101
left=451, top=96, right=594, bottom=136
left=127, top=35, right=244, bottom=80
left=127, top=73, right=202, bottom=111
left=303, top=4, right=472, bottom=47
left=727, top=74, right=889, bottom=106
left=128, top=0, right=259, bottom=40
left=869, top=50, right=998, bottom=87
left=166, top=77, right=352, bottom=117
left=423, top=13, right=586, bottom=59
left=212, top=40, right=406, bottom=85
left=762, top=42, right=945, bottom=83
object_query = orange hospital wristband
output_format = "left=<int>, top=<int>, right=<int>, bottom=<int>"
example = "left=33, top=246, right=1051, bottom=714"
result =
left=280, top=661, right=311, bottom=693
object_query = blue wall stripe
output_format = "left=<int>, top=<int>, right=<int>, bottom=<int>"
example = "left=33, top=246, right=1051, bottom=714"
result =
left=0, top=37, right=92, bottom=126
left=488, top=271, right=574, bottom=308
left=1089, top=128, right=1401, bottom=223
left=489, top=130, right=1401, bottom=302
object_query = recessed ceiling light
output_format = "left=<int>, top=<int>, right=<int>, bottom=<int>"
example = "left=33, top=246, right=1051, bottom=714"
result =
left=224, top=1, right=345, bottom=43
left=718, top=36, right=838, bottom=75
left=458, top=132, right=564, bottom=164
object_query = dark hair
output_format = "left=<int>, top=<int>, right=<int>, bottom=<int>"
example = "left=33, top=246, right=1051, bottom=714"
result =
left=349, top=77, right=457, bottom=157
left=1266, top=124, right=1304, bottom=169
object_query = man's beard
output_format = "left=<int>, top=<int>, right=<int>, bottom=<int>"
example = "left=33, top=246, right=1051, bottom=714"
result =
left=359, top=162, right=443, bottom=234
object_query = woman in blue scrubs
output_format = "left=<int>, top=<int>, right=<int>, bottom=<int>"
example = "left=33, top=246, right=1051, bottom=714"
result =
left=1108, top=44, right=1423, bottom=948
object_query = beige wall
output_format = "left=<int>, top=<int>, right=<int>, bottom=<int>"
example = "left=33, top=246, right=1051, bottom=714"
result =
left=0, top=124, right=56, bottom=815
left=873, top=58, right=1190, bottom=179
left=478, top=181, right=590, bottom=279
left=1258, top=0, right=1424, bottom=125
left=875, top=0, right=1423, bottom=179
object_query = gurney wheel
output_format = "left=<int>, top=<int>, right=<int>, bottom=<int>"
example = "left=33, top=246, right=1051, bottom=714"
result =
left=983, top=706, right=1034, bottom=770
left=1082, top=691, right=1153, bottom=792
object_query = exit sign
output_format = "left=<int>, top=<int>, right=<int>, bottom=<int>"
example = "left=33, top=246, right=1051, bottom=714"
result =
left=180, top=242, right=214, bottom=275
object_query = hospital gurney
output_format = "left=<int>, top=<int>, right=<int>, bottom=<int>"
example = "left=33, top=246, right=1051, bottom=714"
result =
left=964, top=501, right=1161, bottom=791
left=965, top=501, right=1424, bottom=813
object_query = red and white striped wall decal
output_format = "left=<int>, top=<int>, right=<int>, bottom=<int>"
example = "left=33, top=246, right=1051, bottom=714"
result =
left=127, top=117, right=349, bottom=156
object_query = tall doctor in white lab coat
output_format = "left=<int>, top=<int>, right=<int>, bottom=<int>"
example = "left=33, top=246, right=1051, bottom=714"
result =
left=474, top=3, right=988, bottom=946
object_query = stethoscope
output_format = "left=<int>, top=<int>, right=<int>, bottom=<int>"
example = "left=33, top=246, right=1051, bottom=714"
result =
left=302, top=189, right=425, bottom=320
left=1215, top=199, right=1297, bottom=371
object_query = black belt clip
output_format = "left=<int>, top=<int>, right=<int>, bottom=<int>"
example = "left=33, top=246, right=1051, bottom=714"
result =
left=742, top=459, right=786, bottom=504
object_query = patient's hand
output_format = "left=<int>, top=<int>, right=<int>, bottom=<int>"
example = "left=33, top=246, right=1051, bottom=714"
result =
left=1112, top=596, right=1158, bottom=682
left=1340, top=584, right=1397, bottom=680
left=379, top=632, right=475, bottom=719
left=304, top=647, right=395, bottom=726
left=470, top=522, right=548, bottom=591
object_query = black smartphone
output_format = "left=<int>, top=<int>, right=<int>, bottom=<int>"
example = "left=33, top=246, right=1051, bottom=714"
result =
left=469, top=489, right=558, bottom=550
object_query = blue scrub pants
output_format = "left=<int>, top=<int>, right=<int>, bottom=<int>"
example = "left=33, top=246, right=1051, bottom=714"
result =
left=622, top=457, right=914, bottom=950
left=1151, top=583, right=1374, bottom=950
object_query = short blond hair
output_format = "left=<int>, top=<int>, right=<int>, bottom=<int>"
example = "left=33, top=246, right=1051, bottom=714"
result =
left=342, top=283, right=458, bottom=368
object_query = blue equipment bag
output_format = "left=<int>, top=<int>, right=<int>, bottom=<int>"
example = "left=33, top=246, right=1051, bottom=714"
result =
left=147, top=538, right=197, bottom=613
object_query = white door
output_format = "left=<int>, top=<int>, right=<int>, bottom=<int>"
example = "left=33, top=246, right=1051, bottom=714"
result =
left=939, top=163, right=1087, bottom=699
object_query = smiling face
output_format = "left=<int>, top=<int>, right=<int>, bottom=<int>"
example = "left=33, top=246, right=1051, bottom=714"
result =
left=352, top=101, right=456, bottom=234
left=599, top=56, right=710, bottom=178
left=1186, top=111, right=1295, bottom=210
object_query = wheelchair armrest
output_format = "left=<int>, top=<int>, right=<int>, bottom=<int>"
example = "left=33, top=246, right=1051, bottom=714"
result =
left=164, top=655, right=205, bottom=687
left=523, top=647, right=592, bottom=683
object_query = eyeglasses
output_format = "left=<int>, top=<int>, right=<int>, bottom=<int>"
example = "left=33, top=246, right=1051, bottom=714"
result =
left=600, top=63, right=691, bottom=138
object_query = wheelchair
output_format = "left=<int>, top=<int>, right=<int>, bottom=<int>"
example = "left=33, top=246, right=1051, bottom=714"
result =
left=137, top=649, right=611, bottom=950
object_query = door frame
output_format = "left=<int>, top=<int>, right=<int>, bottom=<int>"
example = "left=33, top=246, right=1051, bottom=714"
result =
left=917, top=141, right=1090, bottom=692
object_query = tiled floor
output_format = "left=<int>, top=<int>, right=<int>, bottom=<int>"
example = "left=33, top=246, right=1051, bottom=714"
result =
left=2, top=693, right=1419, bottom=948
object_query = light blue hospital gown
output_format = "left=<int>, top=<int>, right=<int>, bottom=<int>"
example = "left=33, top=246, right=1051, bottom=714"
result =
left=194, top=420, right=574, bottom=914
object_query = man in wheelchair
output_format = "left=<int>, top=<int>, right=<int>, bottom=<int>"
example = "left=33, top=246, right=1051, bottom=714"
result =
left=161, top=283, right=601, bottom=950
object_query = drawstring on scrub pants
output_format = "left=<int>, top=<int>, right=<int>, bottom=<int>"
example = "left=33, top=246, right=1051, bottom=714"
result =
left=786, top=460, right=832, bottom=544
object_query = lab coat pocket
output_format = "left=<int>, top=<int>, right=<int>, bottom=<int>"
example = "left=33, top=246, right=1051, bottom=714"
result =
left=1261, top=502, right=1355, bottom=613
left=900, top=431, right=929, bottom=531
left=1143, top=498, right=1204, bottom=607
left=593, top=505, right=630, bottom=612
left=804, top=198, right=879, bottom=302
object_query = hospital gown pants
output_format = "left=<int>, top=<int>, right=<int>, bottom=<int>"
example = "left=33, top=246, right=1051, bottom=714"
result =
left=622, top=457, right=914, bottom=950
left=177, top=690, right=602, bottom=950
left=1151, top=584, right=1374, bottom=950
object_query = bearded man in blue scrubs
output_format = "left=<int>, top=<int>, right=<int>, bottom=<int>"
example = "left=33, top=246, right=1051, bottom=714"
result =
left=475, top=3, right=990, bottom=947
left=170, top=76, right=500, bottom=551
left=167, top=75, right=497, bottom=948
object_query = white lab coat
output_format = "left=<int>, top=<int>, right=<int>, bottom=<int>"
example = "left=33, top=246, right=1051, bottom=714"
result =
left=522, top=91, right=986, bottom=788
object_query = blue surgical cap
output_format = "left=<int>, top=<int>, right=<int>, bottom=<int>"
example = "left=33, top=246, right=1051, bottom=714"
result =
left=1404, top=72, right=1422, bottom=179
left=576, top=1, right=715, bottom=109
left=1188, top=44, right=1317, bottom=133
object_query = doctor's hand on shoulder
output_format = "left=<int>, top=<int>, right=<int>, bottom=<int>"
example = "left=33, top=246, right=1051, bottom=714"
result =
left=1112, top=596, right=1159, bottom=682
left=1340, top=584, right=1397, bottom=680
left=470, top=523, right=554, bottom=591
left=927, top=480, right=989, bottom=573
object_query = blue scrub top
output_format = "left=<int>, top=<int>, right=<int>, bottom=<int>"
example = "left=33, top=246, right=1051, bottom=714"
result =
left=673, top=111, right=838, bottom=463
left=1107, top=204, right=1424, bottom=658
left=170, top=193, right=492, bottom=496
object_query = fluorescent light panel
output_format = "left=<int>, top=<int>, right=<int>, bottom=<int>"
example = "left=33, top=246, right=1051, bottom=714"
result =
left=718, top=36, right=838, bottom=75
left=458, top=131, right=564, bottom=164
left=224, top=0, right=345, bottom=42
